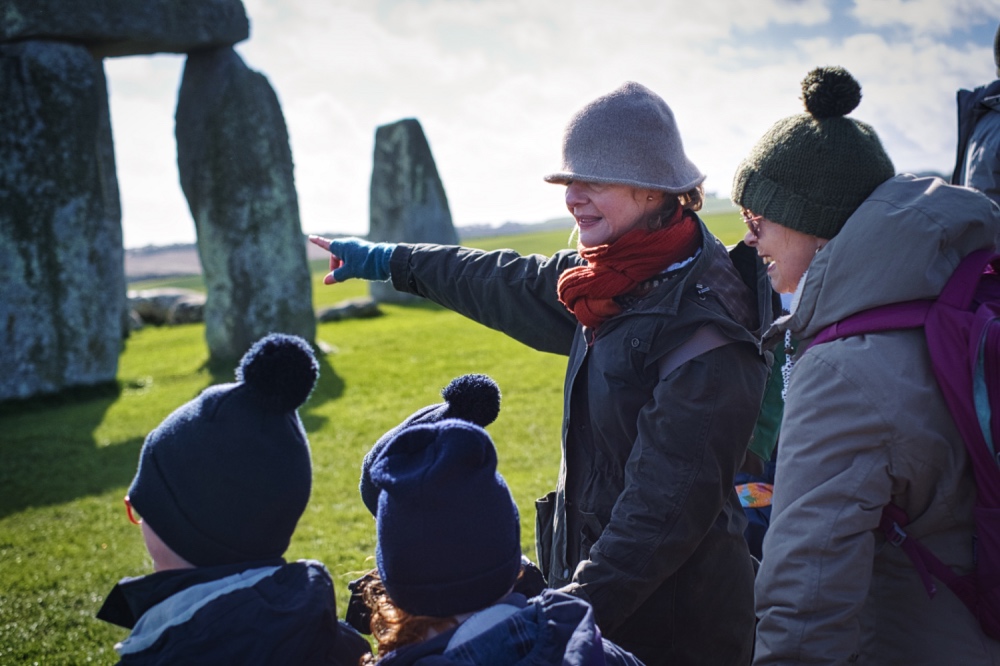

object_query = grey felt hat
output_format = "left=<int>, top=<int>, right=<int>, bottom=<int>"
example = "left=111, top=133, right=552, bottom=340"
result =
left=544, top=81, right=705, bottom=193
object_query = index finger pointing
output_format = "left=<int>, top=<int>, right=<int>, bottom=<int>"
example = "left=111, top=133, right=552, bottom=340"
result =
left=308, top=235, right=331, bottom=251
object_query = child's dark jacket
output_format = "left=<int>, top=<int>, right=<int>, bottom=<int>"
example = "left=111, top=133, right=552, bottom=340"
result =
left=98, top=558, right=370, bottom=665
left=376, top=590, right=644, bottom=666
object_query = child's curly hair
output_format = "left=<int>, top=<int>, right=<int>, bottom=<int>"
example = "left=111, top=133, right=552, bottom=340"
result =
left=356, top=569, right=458, bottom=663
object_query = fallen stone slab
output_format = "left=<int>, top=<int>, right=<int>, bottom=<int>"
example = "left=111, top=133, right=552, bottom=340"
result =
left=128, top=288, right=206, bottom=326
left=317, top=298, right=382, bottom=323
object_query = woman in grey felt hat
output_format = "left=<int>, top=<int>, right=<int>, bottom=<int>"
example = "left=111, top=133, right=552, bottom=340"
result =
left=312, top=82, right=773, bottom=665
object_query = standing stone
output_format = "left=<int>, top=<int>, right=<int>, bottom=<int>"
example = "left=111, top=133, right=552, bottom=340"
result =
left=368, top=118, right=458, bottom=304
left=0, top=0, right=249, bottom=58
left=0, top=41, right=125, bottom=401
left=176, top=47, right=315, bottom=363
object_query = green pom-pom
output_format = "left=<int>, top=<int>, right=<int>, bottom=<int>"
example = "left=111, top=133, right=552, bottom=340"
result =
left=801, top=66, right=861, bottom=119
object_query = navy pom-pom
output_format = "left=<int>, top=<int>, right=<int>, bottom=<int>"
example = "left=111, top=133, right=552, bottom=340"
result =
left=801, top=66, right=861, bottom=119
left=441, top=374, right=501, bottom=427
left=237, top=334, right=319, bottom=412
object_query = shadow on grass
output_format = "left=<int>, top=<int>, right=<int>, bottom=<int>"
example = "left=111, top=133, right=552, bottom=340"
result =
left=193, top=345, right=344, bottom=458
left=199, top=340, right=347, bottom=395
left=0, top=382, right=143, bottom=519
left=0, top=349, right=344, bottom=520
left=301, top=351, right=343, bottom=433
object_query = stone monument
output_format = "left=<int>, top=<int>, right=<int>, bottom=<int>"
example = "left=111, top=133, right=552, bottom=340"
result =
left=0, top=0, right=316, bottom=400
left=177, top=47, right=315, bottom=362
left=368, top=118, right=459, bottom=304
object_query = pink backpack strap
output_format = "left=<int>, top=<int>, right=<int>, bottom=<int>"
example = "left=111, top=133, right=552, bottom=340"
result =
left=880, top=503, right=974, bottom=604
left=806, top=300, right=932, bottom=352
left=806, top=250, right=1000, bottom=630
left=935, top=249, right=997, bottom=310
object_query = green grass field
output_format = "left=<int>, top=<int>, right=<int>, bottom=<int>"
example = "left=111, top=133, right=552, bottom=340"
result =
left=0, top=212, right=743, bottom=664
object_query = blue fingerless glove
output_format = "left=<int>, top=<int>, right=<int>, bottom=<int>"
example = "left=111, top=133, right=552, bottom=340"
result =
left=327, top=237, right=396, bottom=282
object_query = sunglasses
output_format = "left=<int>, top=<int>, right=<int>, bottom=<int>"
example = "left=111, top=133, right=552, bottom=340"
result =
left=124, top=495, right=142, bottom=526
left=741, top=209, right=764, bottom=239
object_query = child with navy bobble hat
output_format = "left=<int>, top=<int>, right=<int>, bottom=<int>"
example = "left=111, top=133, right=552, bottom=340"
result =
left=96, top=334, right=370, bottom=665
left=353, top=375, right=644, bottom=665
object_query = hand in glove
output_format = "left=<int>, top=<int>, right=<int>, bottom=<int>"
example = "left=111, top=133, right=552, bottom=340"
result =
left=309, top=235, right=396, bottom=284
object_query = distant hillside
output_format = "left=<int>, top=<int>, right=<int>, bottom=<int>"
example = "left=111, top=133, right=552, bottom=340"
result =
left=124, top=221, right=572, bottom=281
left=125, top=195, right=738, bottom=281
left=456, top=216, right=574, bottom=238
left=124, top=244, right=204, bottom=281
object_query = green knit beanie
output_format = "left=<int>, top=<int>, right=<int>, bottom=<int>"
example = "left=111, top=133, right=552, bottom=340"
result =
left=731, top=66, right=895, bottom=240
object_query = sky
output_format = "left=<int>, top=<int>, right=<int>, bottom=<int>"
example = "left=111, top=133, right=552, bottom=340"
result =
left=104, top=0, right=1000, bottom=248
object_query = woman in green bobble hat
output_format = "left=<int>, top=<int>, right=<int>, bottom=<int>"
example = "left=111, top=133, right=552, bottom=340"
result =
left=733, top=66, right=1000, bottom=664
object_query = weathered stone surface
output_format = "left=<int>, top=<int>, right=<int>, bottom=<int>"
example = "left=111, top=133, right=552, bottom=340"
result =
left=0, top=0, right=249, bottom=58
left=0, top=41, right=125, bottom=401
left=176, top=46, right=316, bottom=362
left=368, top=118, right=458, bottom=304
left=317, top=297, right=382, bottom=323
left=128, top=288, right=206, bottom=326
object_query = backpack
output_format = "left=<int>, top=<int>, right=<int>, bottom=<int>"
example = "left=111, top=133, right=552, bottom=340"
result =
left=805, top=248, right=1000, bottom=640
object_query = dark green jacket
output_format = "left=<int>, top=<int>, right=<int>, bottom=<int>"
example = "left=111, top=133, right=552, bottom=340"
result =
left=390, top=221, right=770, bottom=666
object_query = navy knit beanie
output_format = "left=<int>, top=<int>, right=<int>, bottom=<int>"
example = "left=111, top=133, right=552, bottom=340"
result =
left=731, top=66, right=895, bottom=239
left=128, top=333, right=319, bottom=567
left=360, top=374, right=501, bottom=516
left=370, top=419, right=521, bottom=618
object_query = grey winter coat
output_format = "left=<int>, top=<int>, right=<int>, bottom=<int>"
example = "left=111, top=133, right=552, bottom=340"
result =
left=389, top=218, right=771, bottom=666
left=755, top=174, right=1000, bottom=665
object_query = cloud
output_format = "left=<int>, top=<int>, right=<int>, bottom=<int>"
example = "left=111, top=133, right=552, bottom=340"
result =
left=852, top=0, right=999, bottom=35
left=104, top=0, right=1000, bottom=247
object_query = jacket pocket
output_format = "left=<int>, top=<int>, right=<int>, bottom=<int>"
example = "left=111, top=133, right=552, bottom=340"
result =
left=535, top=491, right=556, bottom=582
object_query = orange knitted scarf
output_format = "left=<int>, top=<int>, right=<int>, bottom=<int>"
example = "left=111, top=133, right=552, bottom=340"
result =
left=557, top=208, right=701, bottom=329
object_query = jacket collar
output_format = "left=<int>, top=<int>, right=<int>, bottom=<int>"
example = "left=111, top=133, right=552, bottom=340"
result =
left=115, top=565, right=285, bottom=656
left=97, top=558, right=285, bottom=629
left=618, top=216, right=721, bottom=316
